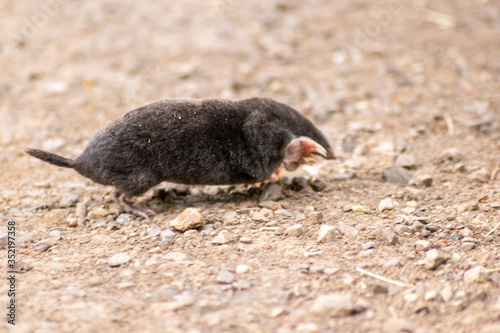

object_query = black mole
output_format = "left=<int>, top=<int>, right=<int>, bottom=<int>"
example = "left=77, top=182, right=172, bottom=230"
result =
left=26, top=97, right=335, bottom=218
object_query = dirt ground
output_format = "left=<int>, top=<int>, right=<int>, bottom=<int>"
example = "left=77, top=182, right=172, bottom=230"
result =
left=1, top=0, right=500, bottom=332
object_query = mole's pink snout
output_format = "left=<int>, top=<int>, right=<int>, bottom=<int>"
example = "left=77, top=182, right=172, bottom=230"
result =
left=326, top=150, right=336, bottom=160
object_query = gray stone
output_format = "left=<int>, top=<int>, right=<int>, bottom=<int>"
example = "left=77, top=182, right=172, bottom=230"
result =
left=59, top=192, right=79, bottom=208
left=216, top=269, right=235, bottom=284
left=116, top=214, right=133, bottom=225
left=48, top=230, right=62, bottom=241
left=295, top=213, right=306, bottom=221
left=376, top=223, right=399, bottom=245
left=423, top=249, right=448, bottom=270
left=459, top=228, right=473, bottom=237
left=368, top=283, right=389, bottom=294
left=311, top=293, right=365, bottom=317
left=378, top=198, right=395, bottom=212
left=336, top=222, right=358, bottom=236
left=251, top=211, right=267, bottom=222
left=108, top=253, right=131, bottom=267
left=460, top=242, right=475, bottom=251
left=275, top=209, right=292, bottom=217
left=211, top=230, right=234, bottom=244
left=317, top=224, right=335, bottom=243
left=148, top=227, right=162, bottom=237
left=309, top=179, right=327, bottom=192
left=170, top=208, right=205, bottom=231
left=309, top=211, right=324, bottom=224
left=160, top=229, right=176, bottom=247
left=383, top=166, right=412, bottom=184
left=395, top=154, right=416, bottom=169
left=259, top=183, right=284, bottom=202
left=34, top=238, right=56, bottom=252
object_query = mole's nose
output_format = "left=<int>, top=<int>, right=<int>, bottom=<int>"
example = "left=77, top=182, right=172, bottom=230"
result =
left=326, top=150, right=336, bottom=160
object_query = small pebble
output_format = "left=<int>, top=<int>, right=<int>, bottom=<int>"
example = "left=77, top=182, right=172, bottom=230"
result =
left=116, top=214, right=133, bottom=225
left=164, top=252, right=188, bottom=261
left=368, top=283, right=389, bottom=295
left=160, top=229, right=176, bottom=247
left=275, top=209, right=292, bottom=217
left=286, top=224, right=303, bottom=237
left=415, top=240, right=430, bottom=251
left=324, top=267, right=339, bottom=275
left=464, top=266, right=488, bottom=284
left=309, top=211, right=323, bottom=224
left=239, top=237, right=252, bottom=244
left=216, top=269, right=235, bottom=284
left=295, top=213, right=306, bottom=221
left=259, top=201, right=280, bottom=210
left=383, top=166, right=412, bottom=184
left=311, top=293, right=365, bottom=317
left=378, top=198, right=395, bottom=212
left=236, top=264, right=250, bottom=274
left=361, top=242, right=375, bottom=250
left=58, top=192, right=80, bottom=208
left=460, top=242, right=475, bottom=251
left=34, top=239, right=56, bottom=252
left=259, top=183, right=284, bottom=202
left=296, top=322, right=319, bottom=333
left=170, top=208, right=205, bottom=231
left=376, top=223, right=399, bottom=245
left=317, top=224, right=335, bottom=243
left=309, top=179, right=327, bottom=192
left=395, top=154, right=416, bottom=169
left=48, top=230, right=62, bottom=241
left=423, top=249, right=448, bottom=270
left=336, top=222, right=358, bottom=236
left=440, top=285, right=454, bottom=302
left=211, top=230, right=234, bottom=244
left=108, top=253, right=131, bottom=267
left=251, top=212, right=267, bottom=222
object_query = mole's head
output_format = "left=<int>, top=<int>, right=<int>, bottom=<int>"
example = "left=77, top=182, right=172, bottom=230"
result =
left=284, top=110, right=336, bottom=160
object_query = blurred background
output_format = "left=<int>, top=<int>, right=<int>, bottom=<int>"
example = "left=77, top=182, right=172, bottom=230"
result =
left=1, top=0, right=498, bottom=149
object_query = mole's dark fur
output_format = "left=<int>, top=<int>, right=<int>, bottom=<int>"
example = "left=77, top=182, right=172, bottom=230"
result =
left=26, top=97, right=335, bottom=217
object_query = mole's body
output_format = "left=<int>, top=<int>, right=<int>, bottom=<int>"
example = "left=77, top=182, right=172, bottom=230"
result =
left=27, top=97, right=335, bottom=218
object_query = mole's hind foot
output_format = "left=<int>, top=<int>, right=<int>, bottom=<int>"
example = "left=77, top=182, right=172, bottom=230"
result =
left=283, top=137, right=328, bottom=172
left=112, top=190, right=154, bottom=219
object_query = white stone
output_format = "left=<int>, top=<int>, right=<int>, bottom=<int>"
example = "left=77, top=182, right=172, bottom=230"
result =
left=285, top=224, right=303, bottom=237
left=170, top=208, right=205, bottom=231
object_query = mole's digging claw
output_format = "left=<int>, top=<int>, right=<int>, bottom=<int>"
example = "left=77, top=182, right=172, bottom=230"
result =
left=112, top=190, right=154, bottom=219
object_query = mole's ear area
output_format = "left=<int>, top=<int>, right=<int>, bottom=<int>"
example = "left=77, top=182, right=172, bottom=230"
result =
left=282, top=136, right=329, bottom=171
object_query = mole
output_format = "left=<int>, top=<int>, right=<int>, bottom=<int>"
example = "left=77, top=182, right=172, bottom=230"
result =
left=26, top=97, right=335, bottom=218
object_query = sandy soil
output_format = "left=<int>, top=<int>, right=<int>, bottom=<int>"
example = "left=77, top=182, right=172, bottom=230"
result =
left=1, top=0, right=500, bottom=332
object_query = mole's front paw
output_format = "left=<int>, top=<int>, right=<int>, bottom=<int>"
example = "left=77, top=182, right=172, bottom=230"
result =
left=283, top=137, right=328, bottom=171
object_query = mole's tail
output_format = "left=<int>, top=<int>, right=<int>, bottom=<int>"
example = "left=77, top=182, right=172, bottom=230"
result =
left=25, top=148, right=76, bottom=168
